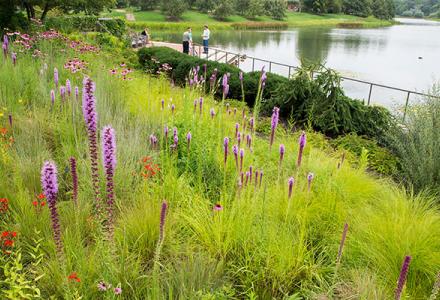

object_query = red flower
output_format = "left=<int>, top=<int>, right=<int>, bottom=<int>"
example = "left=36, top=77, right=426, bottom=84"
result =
left=40, top=201, right=46, bottom=207
left=3, top=239, right=14, bottom=247
left=1, top=231, right=9, bottom=237
left=68, top=272, right=81, bottom=282
left=38, top=193, right=45, bottom=199
left=32, top=201, right=38, bottom=207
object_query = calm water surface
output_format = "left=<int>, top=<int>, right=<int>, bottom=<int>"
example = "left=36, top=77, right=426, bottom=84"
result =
left=155, top=18, right=440, bottom=108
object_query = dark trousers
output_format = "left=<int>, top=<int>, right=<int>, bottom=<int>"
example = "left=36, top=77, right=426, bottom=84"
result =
left=203, top=39, right=209, bottom=54
left=183, top=41, right=189, bottom=54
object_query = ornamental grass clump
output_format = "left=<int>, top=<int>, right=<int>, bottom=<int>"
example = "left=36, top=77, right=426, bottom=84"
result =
left=102, top=125, right=117, bottom=238
left=82, top=77, right=101, bottom=212
left=41, top=161, right=63, bottom=256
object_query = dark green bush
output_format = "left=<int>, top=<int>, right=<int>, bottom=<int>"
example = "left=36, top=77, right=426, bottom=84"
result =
left=138, top=47, right=392, bottom=139
left=45, top=16, right=126, bottom=36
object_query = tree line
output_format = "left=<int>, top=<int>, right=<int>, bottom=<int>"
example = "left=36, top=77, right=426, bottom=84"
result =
left=394, top=0, right=440, bottom=17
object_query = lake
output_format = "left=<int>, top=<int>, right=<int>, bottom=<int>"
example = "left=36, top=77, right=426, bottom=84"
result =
left=153, top=18, right=440, bottom=109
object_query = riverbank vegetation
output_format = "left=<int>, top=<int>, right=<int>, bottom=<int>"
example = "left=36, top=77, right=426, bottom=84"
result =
left=1, top=28, right=440, bottom=299
left=395, top=0, right=440, bottom=18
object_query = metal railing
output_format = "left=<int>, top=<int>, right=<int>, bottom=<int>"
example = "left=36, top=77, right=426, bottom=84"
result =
left=192, top=43, right=439, bottom=121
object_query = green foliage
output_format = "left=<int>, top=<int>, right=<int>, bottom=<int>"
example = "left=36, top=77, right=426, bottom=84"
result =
left=386, top=91, right=440, bottom=197
left=161, top=0, right=187, bottom=19
left=331, top=133, right=398, bottom=176
left=213, top=0, right=235, bottom=19
left=130, top=0, right=159, bottom=10
left=195, top=0, right=217, bottom=12
left=0, top=1, right=29, bottom=33
left=265, top=0, right=288, bottom=19
left=45, top=16, right=126, bottom=36
left=342, top=0, right=372, bottom=17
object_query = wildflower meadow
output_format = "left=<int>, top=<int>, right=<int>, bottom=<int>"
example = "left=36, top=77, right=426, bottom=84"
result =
left=0, top=30, right=439, bottom=299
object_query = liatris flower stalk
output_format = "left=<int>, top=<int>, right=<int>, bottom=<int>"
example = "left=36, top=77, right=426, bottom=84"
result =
left=249, top=117, right=254, bottom=133
left=288, top=177, right=294, bottom=199
left=239, top=71, right=245, bottom=102
left=199, top=97, right=203, bottom=115
left=255, top=170, right=259, bottom=186
left=429, top=272, right=440, bottom=300
left=224, top=137, right=229, bottom=164
left=235, top=123, right=239, bottom=137
left=259, top=170, right=263, bottom=187
left=66, top=79, right=71, bottom=96
left=171, top=104, right=175, bottom=115
left=226, top=103, right=230, bottom=113
left=237, top=132, right=241, bottom=147
left=193, top=99, right=197, bottom=113
left=297, top=131, right=306, bottom=168
left=82, top=77, right=101, bottom=211
left=159, top=201, right=168, bottom=243
left=2, top=35, right=8, bottom=57
left=173, top=127, right=178, bottom=149
left=395, top=256, right=412, bottom=300
left=41, top=161, right=63, bottom=255
left=270, top=107, right=280, bottom=148
left=54, top=68, right=59, bottom=88
left=75, top=86, right=79, bottom=101
left=222, top=74, right=229, bottom=100
left=234, top=108, right=237, bottom=116
left=8, top=113, right=12, bottom=128
left=11, top=52, right=16, bottom=66
left=240, top=172, right=244, bottom=185
left=2, top=43, right=6, bottom=58
left=307, top=172, right=314, bottom=191
left=245, top=171, right=250, bottom=186
left=239, top=148, right=244, bottom=171
left=338, top=152, right=346, bottom=169
left=150, top=134, right=158, bottom=149
left=50, top=89, right=55, bottom=107
left=186, top=132, right=192, bottom=150
left=233, top=145, right=238, bottom=170
left=249, top=166, right=253, bottom=182
left=69, top=157, right=78, bottom=206
left=279, top=144, right=285, bottom=166
left=60, top=86, right=66, bottom=102
left=102, top=126, right=117, bottom=238
left=336, top=223, right=349, bottom=264
left=210, top=108, right=215, bottom=119
left=246, top=135, right=252, bottom=149
left=164, top=125, right=169, bottom=140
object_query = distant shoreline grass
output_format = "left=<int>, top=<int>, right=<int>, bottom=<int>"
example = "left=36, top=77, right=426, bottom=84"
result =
left=102, top=9, right=394, bottom=30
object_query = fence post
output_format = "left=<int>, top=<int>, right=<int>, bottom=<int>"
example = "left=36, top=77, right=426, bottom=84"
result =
left=215, top=49, right=217, bottom=61
left=367, top=84, right=373, bottom=105
left=198, top=45, right=201, bottom=58
left=252, top=58, right=255, bottom=72
left=226, top=52, right=228, bottom=64
left=288, top=66, right=291, bottom=78
left=402, top=91, right=411, bottom=122
left=237, top=55, right=240, bottom=69
left=269, top=62, right=272, bottom=72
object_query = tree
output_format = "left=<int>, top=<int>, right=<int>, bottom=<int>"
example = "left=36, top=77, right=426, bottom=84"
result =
left=212, top=0, right=234, bottom=19
left=195, top=0, right=216, bottom=12
left=327, top=0, right=342, bottom=13
left=129, top=0, right=159, bottom=10
left=265, top=0, right=287, bottom=19
left=342, top=0, right=372, bottom=17
left=301, top=0, right=327, bottom=13
left=161, top=0, right=186, bottom=19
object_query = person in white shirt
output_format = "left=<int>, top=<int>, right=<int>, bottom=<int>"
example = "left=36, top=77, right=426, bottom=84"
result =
left=202, top=25, right=210, bottom=54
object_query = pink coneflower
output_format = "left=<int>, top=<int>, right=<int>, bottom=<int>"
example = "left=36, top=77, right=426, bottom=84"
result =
left=210, top=108, right=215, bottom=119
left=224, top=137, right=229, bottom=164
left=279, top=144, right=285, bottom=166
left=307, top=172, right=314, bottom=191
left=288, top=177, right=294, bottom=199
left=395, top=256, right=412, bottom=300
left=213, top=203, right=223, bottom=211
left=270, top=107, right=280, bottom=148
left=336, top=223, right=349, bottom=264
left=114, top=287, right=122, bottom=295
left=297, top=131, right=306, bottom=168
left=239, top=148, right=244, bottom=171
left=97, top=281, right=109, bottom=291
left=233, top=145, right=238, bottom=169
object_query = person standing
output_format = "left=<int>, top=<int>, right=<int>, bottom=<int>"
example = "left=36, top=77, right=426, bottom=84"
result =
left=141, top=28, right=150, bottom=46
left=202, top=25, right=210, bottom=54
left=182, top=27, right=192, bottom=55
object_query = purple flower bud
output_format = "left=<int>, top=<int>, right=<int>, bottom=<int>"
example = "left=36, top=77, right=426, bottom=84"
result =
left=288, top=177, right=294, bottom=199
left=187, top=132, right=192, bottom=149
left=159, top=201, right=168, bottom=242
left=239, top=148, right=244, bottom=171
left=249, top=166, right=253, bottom=182
left=297, top=131, right=307, bottom=168
left=279, top=144, right=285, bottom=165
left=102, top=126, right=117, bottom=237
left=66, top=79, right=71, bottom=96
left=233, top=145, right=238, bottom=169
left=249, top=118, right=254, bottom=132
left=222, top=74, right=229, bottom=98
left=224, top=137, right=229, bottom=164
left=161, top=99, right=165, bottom=110
left=245, top=171, right=250, bottom=186
left=246, top=135, right=252, bottom=149
left=11, top=52, right=16, bottom=66
left=395, top=256, right=412, bottom=300
left=60, top=86, right=66, bottom=101
left=255, top=170, right=259, bottom=186
left=336, top=223, right=349, bottom=264
left=75, top=86, right=79, bottom=101
left=193, top=99, right=197, bottom=113
left=54, top=68, right=59, bottom=88
left=50, top=89, right=55, bottom=106
left=199, top=97, right=203, bottom=115
left=237, top=132, right=241, bottom=147
left=270, top=107, right=280, bottom=148
left=307, top=172, right=314, bottom=191
left=171, top=104, right=175, bottom=114
left=210, top=108, right=215, bottom=119
left=235, top=123, right=239, bottom=137
left=259, top=170, right=263, bottom=187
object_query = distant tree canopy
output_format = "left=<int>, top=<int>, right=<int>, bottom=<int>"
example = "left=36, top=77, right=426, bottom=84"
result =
left=394, top=0, right=440, bottom=17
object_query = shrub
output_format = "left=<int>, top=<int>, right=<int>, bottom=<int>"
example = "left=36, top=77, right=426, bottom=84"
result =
left=45, top=16, right=126, bottom=36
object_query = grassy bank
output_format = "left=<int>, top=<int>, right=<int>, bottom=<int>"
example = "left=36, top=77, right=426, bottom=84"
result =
left=102, top=9, right=394, bottom=30
left=0, top=30, right=439, bottom=299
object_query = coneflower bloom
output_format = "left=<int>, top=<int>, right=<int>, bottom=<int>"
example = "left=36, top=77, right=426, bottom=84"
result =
left=186, top=132, right=192, bottom=150
left=102, top=126, right=117, bottom=238
left=233, top=145, right=238, bottom=169
left=66, top=79, right=71, bottom=96
left=336, top=223, right=349, bottom=264
left=270, top=107, right=280, bottom=148
left=297, top=131, right=306, bottom=168
left=307, top=172, right=314, bottom=191
left=288, top=177, right=294, bottom=199
left=279, top=144, right=285, bottom=166
left=82, top=77, right=101, bottom=210
left=69, top=157, right=78, bottom=206
left=54, top=68, right=59, bottom=88
left=239, top=148, right=244, bottom=171
left=224, top=137, right=229, bottom=164
left=210, top=108, right=215, bottom=119
left=41, top=161, right=63, bottom=255
left=159, top=201, right=168, bottom=243
left=213, top=203, right=223, bottom=211
left=395, top=256, right=412, bottom=300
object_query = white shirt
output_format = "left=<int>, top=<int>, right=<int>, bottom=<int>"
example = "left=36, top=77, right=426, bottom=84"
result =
left=202, top=29, right=210, bottom=40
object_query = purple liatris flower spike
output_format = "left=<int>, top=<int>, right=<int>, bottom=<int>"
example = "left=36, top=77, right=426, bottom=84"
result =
left=307, top=172, right=314, bottom=191
left=249, top=166, right=253, bottom=182
left=54, top=68, right=59, bottom=88
left=171, top=104, right=175, bottom=114
left=60, top=86, right=66, bottom=101
left=41, top=161, right=63, bottom=255
left=164, top=125, right=169, bottom=140
left=11, top=52, right=16, bottom=66
left=279, top=144, right=285, bottom=165
left=239, top=148, right=244, bottom=171
left=259, top=170, right=263, bottom=187
left=3, top=35, right=8, bottom=48
left=173, top=127, right=178, bottom=148
left=337, top=223, right=349, bottom=264
left=233, top=145, right=238, bottom=169
left=50, top=89, right=55, bottom=107
left=247, top=135, right=252, bottom=149
left=245, top=171, right=250, bottom=186
left=69, top=157, right=78, bottom=206
left=210, top=108, right=215, bottom=119
left=159, top=201, right=168, bottom=243
left=255, top=170, right=259, bottom=186
left=288, top=177, right=294, bottom=199
left=161, top=99, right=165, bottom=110
left=234, top=108, right=237, bottom=116
left=270, top=107, right=280, bottom=148
left=66, top=79, right=71, bottom=96
left=82, top=77, right=101, bottom=210
left=249, top=117, right=254, bottom=132
left=8, top=113, right=12, bottom=127
left=297, top=131, right=307, bottom=168
left=222, top=74, right=229, bottom=98
left=199, top=97, right=203, bottom=114
left=224, top=137, right=229, bottom=164
left=102, top=126, right=117, bottom=238
left=186, top=132, right=192, bottom=149
left=395, top=256, right=412, bottom=300
left=235, top=123, right=239, bottom=137
left=2, top=43, right=7, bottom=57
left=237, top=132, right=241, bottom=147
left=75, top=86, right=79, bottom=101
left=239, top=71, right=243, bottom=82
left=193, top=99, right=197, bottom=113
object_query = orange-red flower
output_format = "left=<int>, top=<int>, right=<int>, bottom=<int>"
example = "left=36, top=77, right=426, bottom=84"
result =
left=0, top=198, right=8, bottom=213
left=68, top=272, right=81, bottom=282
left=38, top=193, right=45, bottom=199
